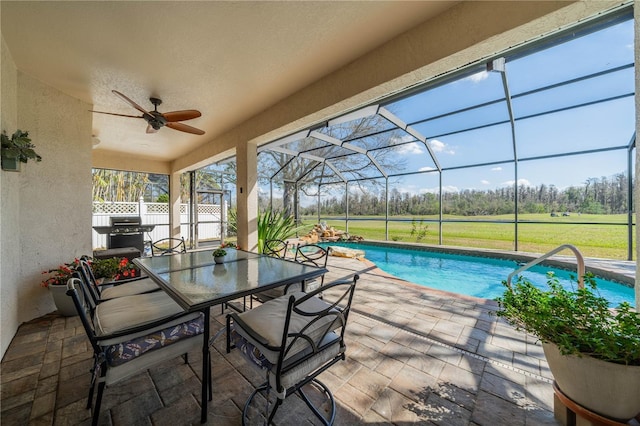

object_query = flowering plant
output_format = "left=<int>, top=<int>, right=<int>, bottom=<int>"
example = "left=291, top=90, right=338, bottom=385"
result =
left=220, top=241, right=237, bottom=249
left=41, top=258, right=81, bottom=287
left=113, top=257, right=139, bottom=281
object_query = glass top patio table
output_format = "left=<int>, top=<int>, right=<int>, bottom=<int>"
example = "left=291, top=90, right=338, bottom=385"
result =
left=134, top=248, right=327, bottom=312
left=134, top=247, right=328, bottom=423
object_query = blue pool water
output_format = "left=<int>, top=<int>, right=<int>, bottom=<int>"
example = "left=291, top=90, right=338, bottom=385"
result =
left=322, top=242, right=636, bottom=307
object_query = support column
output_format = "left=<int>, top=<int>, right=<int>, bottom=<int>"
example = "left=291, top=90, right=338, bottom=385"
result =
left=237, top=141, right=258, bottom=252
left=634, top=5, right=640, bottom=310
left=169, top=171, right=182, bottom=240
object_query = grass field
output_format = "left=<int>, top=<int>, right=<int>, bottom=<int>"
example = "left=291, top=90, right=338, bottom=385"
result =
left=299, top=214, right=635, bottom=260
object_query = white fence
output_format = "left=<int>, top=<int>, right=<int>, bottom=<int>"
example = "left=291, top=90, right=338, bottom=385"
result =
left=92, top=199, right=226, bottom=249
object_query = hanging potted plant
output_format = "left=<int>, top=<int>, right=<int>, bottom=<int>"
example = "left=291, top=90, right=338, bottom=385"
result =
left=1, top=129, right=42, bottom=171
left=41, top=258, right=83, bottom=316
left=495, top=273, right=640, bottom=421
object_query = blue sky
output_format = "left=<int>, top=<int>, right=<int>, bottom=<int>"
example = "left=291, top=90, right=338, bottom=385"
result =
left=382, top=17, right=635, bottom=195
left=258, top=17, right=635, bottom=205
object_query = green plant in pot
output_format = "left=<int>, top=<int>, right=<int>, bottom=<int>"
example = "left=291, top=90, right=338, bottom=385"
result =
left=212, top=248, right=227, bottom=264
left=1, top=129, right=42, bottom=171
left=91, top=257, right=120, bottom=281
left=495, top=273, right=640, bottom=420
left=257, top=208, right=306, bottom=254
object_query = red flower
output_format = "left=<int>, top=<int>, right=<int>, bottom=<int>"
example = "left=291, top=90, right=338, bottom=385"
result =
left=41, top=258, right=82, bottom=288
left=113, top=257, right=139, bottom=281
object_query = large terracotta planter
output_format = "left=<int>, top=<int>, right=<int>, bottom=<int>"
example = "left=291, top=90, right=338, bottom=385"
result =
left=48, top=283, right=82, bottom=317
left=543, top=342, right=640, bottom=420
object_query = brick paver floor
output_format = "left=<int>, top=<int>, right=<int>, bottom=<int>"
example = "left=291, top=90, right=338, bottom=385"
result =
left=3, top=252, right=609, bottom=425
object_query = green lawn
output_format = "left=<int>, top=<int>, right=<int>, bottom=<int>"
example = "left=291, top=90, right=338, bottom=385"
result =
left=300, top=214, right=634, bottom=260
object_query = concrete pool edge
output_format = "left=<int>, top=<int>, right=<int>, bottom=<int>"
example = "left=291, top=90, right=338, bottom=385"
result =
left=323, top=240, right=636, bottom=287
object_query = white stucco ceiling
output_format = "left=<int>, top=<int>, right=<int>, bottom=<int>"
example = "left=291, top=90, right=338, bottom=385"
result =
left=1, top=1, right=458, bottom=163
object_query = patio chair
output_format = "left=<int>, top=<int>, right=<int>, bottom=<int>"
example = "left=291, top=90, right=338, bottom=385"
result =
left=65, top=277, right=208, bottom=426
left=226, top=274, right=358, bottom=425
left=254, top=244, right=329, bottom=304
left=77, top=258, right=159, bottom=302
left=263, top=239, right=289, bottom=259
left=150, top=237, right=187, bottom=256
left=293, top=243, right=329, bottom=291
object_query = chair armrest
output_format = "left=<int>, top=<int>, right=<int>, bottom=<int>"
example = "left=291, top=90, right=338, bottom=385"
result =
left=296, top=275, right=359, bottom=305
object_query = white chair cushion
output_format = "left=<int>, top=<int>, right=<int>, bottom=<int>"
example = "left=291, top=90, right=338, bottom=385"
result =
left=233, top=292, right=338, bottom=364
left=100, top=277, right=159, bottom=300
left=94, top=291, right=198, bottom=345
left=274, top=337, right=342, bottom=391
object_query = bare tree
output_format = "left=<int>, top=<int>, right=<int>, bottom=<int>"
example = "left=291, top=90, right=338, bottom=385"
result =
left=258, top=114, right=410, bottom=215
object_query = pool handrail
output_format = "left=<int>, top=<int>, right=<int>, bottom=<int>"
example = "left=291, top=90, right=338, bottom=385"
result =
left=506, top=244, right=585, bottom=289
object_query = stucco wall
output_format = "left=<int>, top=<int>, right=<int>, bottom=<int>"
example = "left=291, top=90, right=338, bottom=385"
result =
left=1, top=36, right=93, bottom=358
left=1, top=35, right=20, bottom=357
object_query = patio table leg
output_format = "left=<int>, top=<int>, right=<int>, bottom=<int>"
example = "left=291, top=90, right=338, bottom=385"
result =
left=201, top=307, right=210, bottom=423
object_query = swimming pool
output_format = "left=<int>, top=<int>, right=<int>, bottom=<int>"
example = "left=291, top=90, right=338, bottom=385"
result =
left=322, top=242, right=636, bottom=307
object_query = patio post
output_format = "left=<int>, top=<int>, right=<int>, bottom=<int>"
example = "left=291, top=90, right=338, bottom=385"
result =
left=635, top=4, right=640, bottom=310
left=237, top=141, right=258, bottom=252
left=169, top=171, right=181, bottom=240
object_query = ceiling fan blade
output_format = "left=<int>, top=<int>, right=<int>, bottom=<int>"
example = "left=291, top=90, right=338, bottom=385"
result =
left=166, top=122, right=205, bottom=135
left=89, top=110, right=143, bottom=119
left=112, top=90, right=151, bottom=115
left=161, top=110, right=202, bottom=122
left=146, top=124, right=159, bottom=134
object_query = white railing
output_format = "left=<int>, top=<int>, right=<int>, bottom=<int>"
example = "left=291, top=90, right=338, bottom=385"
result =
left=506, top=244, right=586, bottom=289
left=92, top=198, right=226, bottom=249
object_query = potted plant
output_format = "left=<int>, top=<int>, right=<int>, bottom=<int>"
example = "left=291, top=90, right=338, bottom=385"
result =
left=212, top=248, right=227, bottom=264
left=1, top=129, right=42, bottom=171
left=41, top=258, right=83, bottom=316
left=113, top=257, right=140, bottom=281
left=91, top=257, right=121, bottom=282
left=495, top=273, right=640, bottom=420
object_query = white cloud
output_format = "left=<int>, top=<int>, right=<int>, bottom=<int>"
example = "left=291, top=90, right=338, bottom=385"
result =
left=481, top=180, right=490, bottom=185
left=395, top=141, right=423, bottom=155
left=491, top=167, right=502, bottom=172
left=390, top=134, right=415, bottom=144
left=502, top=178, right=533, bottom=187
left=466, top=71, right=489, bottom=83
left=419, top=166, right=436, bottom=172
left=419, top=185, right=459, bottom=194
left=429, top=139, right=455, bottom=155
left=392, top=184, right=419, bottom=195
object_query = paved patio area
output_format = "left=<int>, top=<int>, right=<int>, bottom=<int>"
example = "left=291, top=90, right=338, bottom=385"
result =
left=4, top=251, right=626, bottom=425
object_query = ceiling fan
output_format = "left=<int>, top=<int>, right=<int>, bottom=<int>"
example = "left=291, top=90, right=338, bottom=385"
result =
left=91, top=90, right=205, bottom=135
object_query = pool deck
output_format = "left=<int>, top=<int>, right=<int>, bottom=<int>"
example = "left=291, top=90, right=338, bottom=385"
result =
left=1, top=252, right=636, bottom=425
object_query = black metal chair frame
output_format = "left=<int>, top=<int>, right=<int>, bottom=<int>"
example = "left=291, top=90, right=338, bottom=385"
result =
left=66, top=277, right=210, bottom=426
left=263, top=239, right=289, bottom=259
left=150, top=237, right=187, bottom=256
left=227, top=275, right=358, bottom=425
left=294, top=243, right=329, bottom=289
left=76, top=258, right=159, bottom=304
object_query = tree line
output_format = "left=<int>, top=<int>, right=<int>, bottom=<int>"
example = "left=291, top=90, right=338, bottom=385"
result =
left=298, top=173, right=631, bottom=217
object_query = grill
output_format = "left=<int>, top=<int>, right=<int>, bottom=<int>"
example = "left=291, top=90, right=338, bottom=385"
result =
left=93, top=216, right=155, bottom=254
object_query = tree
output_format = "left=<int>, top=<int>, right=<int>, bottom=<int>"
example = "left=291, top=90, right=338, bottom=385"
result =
left=258, top=114, right=409, bottom=216
left=92, top=169, right=150, bottom=202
